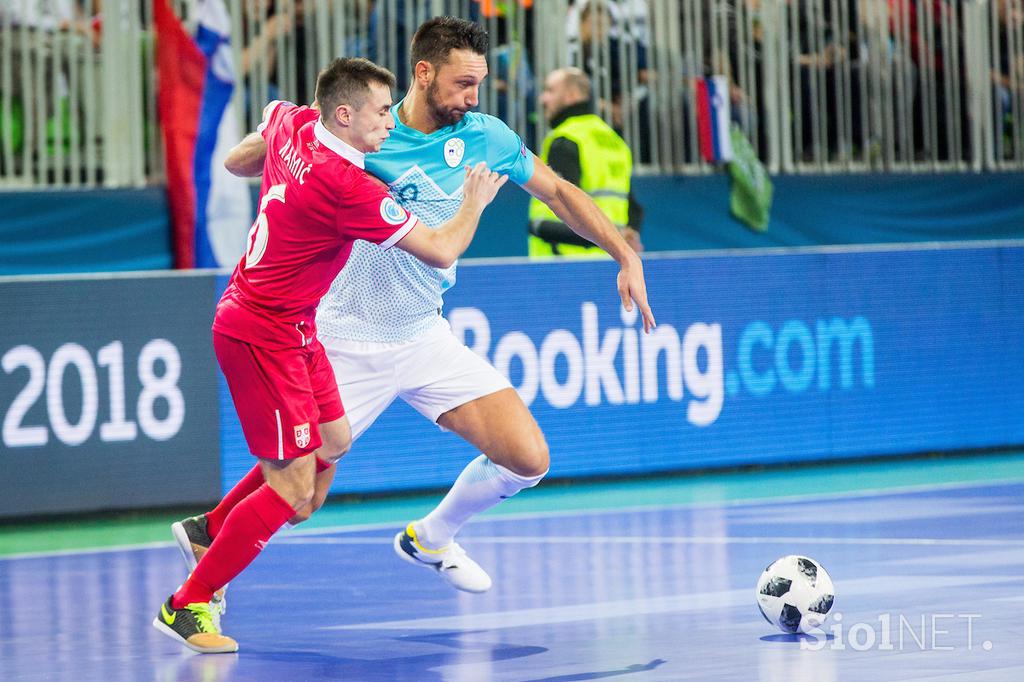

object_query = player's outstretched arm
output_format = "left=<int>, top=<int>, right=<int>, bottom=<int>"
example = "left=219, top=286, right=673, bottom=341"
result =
left=224, top=132, right=269, bottom=177
left=396, top=162, right=507, bottom=269
left=524, top=159, right=656, bottom=332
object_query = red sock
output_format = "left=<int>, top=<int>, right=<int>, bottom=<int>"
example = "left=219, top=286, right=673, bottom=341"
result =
left=206, top=458, right=331, bottom=538
left=206, top=465, right=265, bottom=539
left=173, top=483, right=295, bottom=608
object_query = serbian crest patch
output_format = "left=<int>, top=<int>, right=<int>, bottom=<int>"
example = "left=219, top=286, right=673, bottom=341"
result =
left=294, top=422, right=311, bottom=449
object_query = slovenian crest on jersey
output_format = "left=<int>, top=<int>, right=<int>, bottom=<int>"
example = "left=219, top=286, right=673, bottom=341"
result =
left=317, top=110, right=536, bottom=343
left=444, top=137, right=466, bottom=168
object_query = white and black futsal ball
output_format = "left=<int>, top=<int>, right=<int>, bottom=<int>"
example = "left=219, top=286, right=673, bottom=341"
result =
left=755, top=555, right=835, bottom=634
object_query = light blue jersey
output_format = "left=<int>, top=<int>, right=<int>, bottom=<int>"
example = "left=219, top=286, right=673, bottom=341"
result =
left=317, top=104, right=535, bottom=343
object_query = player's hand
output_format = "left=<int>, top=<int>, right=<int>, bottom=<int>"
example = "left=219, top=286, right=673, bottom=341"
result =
left=462, top=162, right=508, bottom=210
left=617, top=254, right=656, bottom=333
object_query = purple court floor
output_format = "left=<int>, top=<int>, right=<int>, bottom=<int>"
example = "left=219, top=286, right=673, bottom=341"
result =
left=2, top=481, right=1023, bottom=681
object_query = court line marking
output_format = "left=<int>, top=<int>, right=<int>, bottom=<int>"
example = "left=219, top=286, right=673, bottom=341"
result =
left=262, top=475, right=1024, bottom=549
left=0, top=540, right=175, bottom=561
left=2, top=476, right=1022, bottom=561
left=285, top=474, right=1024, bottom=539
left=277, top=535, right=1024, bottom=548
left=320, top=573, right=1023, bottom=632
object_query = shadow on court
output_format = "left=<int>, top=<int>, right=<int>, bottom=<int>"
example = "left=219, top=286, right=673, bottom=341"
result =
left=522, top=658, right=668, bottom=681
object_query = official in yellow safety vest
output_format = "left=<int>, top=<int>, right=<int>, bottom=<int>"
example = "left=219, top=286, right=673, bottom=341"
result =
left=529, top=67, right=643, bottom=258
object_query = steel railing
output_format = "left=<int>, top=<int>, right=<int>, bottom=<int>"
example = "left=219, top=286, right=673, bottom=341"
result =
left=1, top=0, right=1022, bottom=188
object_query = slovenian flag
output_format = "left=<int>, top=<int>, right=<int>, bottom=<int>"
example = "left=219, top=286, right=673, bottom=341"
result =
left=155, top=0, right=251, bottom=269
left=695, top=75, right=734, bottom=164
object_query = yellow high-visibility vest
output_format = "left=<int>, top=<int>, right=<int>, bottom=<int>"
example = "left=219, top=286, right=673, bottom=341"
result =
left=528, top=112, right=631, bottom=257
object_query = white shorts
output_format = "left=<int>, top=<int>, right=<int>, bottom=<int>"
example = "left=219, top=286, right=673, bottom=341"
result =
left=320, top=323, right=512, bottom=441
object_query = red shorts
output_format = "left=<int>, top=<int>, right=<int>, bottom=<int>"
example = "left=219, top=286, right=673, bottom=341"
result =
left=213, top=331, right=345, bottom=460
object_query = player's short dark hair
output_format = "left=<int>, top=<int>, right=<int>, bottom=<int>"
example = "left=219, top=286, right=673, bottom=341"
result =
left=315, top=57, right=396, bottom=120
left=410, top=16, right=489, bottom=72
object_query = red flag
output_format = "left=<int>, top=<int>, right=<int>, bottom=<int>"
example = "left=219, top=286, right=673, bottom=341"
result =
left=154, top=0, right=206, bottom=268
left=694, top=77, right=714, bottom=163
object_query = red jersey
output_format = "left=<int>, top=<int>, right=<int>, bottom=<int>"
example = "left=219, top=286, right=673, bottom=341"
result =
left=214, top=103, right=417, bottom=349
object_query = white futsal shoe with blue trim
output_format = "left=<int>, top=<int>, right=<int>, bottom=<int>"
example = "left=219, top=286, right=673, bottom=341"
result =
left=393, top=523, right=492, bottom=593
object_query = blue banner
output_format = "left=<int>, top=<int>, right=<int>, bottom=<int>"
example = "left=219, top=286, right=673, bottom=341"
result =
left=220, top=245, right=1024, bottom=494
left=4, top=174, right=1021, bottom=276
left=0, top=189, right=171, bottom=275
left=1, top=273, right=221, bottom=517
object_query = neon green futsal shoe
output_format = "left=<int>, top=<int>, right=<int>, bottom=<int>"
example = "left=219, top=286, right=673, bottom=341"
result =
left=152, top=596, right=238, bottom=654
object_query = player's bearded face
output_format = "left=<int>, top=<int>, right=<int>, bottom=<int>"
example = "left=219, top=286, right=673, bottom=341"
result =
left=425, top=79, right=460, bottom=127
left=425, top=50, right=487, bottom=128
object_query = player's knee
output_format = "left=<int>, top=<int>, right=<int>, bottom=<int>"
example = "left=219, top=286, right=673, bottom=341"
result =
left=271, top=481, right=315, bottom=512
left=288, top=506, right=313, bottom=526
left=525, top=443, right=550, bottom=479
left=310, top=483, right=329, bottom=514
left=288, top=482, right=327, bottom=526
left=320, top=430, right=351, bottom=463
left=286, top=475, right=317, bottom=512
left=508, top=433, right=550, bottom=479
left=292, top=485, right=316, bottom=512
left=264, top=462, right=316, bottom=510
left=530, top=430, right=551, bottom=475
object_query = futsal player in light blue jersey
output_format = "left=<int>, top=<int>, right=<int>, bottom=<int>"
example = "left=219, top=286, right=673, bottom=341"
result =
left=190, top=17, right=655, bottom=595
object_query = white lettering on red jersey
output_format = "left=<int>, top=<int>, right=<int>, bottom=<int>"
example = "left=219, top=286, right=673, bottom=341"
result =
left=214, top=103, right=417, bottom=349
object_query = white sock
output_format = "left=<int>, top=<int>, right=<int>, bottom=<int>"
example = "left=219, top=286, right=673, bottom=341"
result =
left=414, top=454, right=546, bottom=548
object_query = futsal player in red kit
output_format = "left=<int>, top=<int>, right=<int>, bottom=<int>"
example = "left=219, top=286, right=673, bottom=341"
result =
left=152, top=57, right=508, bottom=653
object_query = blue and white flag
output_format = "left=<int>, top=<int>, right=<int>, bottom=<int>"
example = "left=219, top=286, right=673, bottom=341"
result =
left=192, top=0, right=251, bottom=268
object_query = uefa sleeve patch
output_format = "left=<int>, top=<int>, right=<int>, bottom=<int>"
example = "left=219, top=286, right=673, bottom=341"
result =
left=379, top=197, right=409, bottom=225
